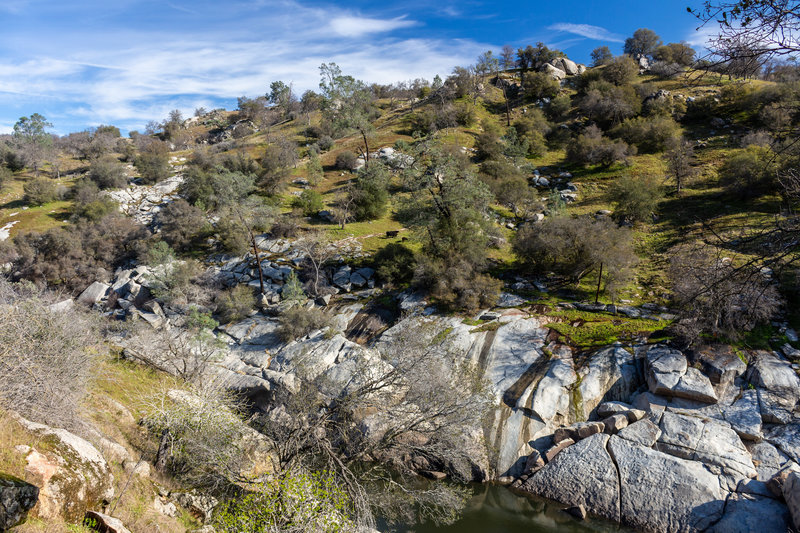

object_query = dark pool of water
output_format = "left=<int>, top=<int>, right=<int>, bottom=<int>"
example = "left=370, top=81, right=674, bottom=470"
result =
left=388, top=484, right=627, bottom=533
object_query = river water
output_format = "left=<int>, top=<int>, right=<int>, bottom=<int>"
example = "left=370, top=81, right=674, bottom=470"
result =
left=390, top=484, right=627, bottom=533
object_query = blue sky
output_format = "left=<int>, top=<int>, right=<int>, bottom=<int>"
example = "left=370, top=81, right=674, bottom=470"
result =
left=0, top=0, right=715, bottom=135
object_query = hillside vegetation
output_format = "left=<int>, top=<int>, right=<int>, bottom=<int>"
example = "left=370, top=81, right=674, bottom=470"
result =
left=1, top=24, right=800, bottom=532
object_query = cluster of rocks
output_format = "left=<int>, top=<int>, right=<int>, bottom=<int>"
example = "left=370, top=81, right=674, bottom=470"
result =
left=530, top=168, right=579, bottom=203
left=105, top=160, right=184, bottom=226
left=509, top=343, right=800, bottom=531
left=542, top=57, right=587, bottom=81
left=353, top=146, right=413, bottom=171
left=73, top=264, right=175, bottom=328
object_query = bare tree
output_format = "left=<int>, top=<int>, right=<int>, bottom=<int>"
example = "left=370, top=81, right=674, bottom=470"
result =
left=140, top=382, right=271, bottom=491
left=122, top=309, right=224, bottom=383
left=670, top=243, right=782, bottom=343
left=253, top=322, right=491, bottom=528
left=293, top=231, right=339, bottom=296
left=665, top=138, right=697, bottom=195
left=0, top=280, right=99, bottom=428
left=692, top=1, right=800, bottom=64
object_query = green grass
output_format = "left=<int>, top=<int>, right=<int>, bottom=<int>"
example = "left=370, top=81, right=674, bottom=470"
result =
left=544, top=309, right=672, bottom=349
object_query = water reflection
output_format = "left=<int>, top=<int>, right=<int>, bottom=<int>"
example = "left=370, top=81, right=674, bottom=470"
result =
left=389, top=484, right=626, bottom=533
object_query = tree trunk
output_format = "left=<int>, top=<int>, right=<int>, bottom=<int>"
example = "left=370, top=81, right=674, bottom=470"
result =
left=595, top=262, right=604, bottom=304
left=361, top=129, right=370, bottom=168
left=155, top=429, right=171, bottom=472
left=250, top=231, right=265, bottom=295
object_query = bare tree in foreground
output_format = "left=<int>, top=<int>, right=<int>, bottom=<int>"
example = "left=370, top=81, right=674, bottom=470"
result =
left=254, top=322, right=492, bottom=528
left=0, top=280, right=98, bottom=428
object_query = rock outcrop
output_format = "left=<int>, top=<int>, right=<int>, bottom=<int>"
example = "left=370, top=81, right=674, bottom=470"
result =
left=0, top=474, right=39, bottom=530
left=14, top=416, right=114, bottom=522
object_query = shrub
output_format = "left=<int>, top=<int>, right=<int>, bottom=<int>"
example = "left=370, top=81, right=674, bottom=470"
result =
left=335, top=151, right=358, bottom=171
left=455, top=103, right=477, bottom=127
left=23, top=177, right=58, bottom=205
left=513, top=109, right=551, bottom=138
left=718, top=145, right=779, bottom=197
left=149, top=259, right=207, bottom=307
left=416, top=256, right=502, bottom=313
left=352, top=162, right=390, bottom=221
left=134, top=140, right=170, bottom=184
left=373, top=243, right=416, bottom=285
left=292, top=189, right=325, bottom=217
left=317, top=135, right=334, bottom=152
left=670, top=245, right=782, bottom=343
left=157, top=199, right=209, bottom=250
left=601, top=56, right=639, bottom=86
left=514, top=216, right=637, bottom=296
left=566, top=125, right=632, bottom=167
left=12, top=213, right=148, bottom=292
left=270, top=215, right=302, bottom=238
left=612, top=116, right=680, bottom=153
left=282, top=270, right=306, bottom=301
left=213, top=471, right=356, bottom=533
left=475, top=120, right=504, bottom=161
left=306, top=150, right=324, bottom=185
left=2, top=147, right=25, bottom=172
left=145, top=240, right=176, bottom=266
left=179, top=168, right=255, bottom=211
left=88, top=155, right=127, bottom=189
left=545, top=94, right=572, bottom=121
left=215, top=285, right=256, bottom=324
left=0, top=280, right=98, bottom=428
left=649, top=61, right=684, bottom=79
left=522, top=71, right=560, bottom=101
left=578, top=82, right=641, bottom=128
left=607, top=174, right=664, bottom=223
left=276, top=305, right=331, bottom=342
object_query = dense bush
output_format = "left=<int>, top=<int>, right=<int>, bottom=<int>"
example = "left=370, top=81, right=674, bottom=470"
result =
left=318, top=135, right=335, bottom=152
left=352, top=161, right=390, bottom=221
left=514, top=216, right=637, bottom=297
left=11, top=213, right=148, bottom=293
left=335, top=151, right=358, bottom=171
left=522, top=71, right=560, bottom=101
left=612, top=116, right=680, bottom=153
left=215, top=285, right=256, bottom=324
left=292, top=189, right=325, bottom=217
left=2, top=148, right=25, bottom=172
left=276, top=305, right=331, bottom=342
left=566, top=125, right=632, bottom=167
left=718, top=145, right=779, bottom=197
left=373, top=242, right=416, bottom=285
left=213, top=472, right=357, bottom=533
left=0, top=280, right=98, bottom=428
left=474, top=120, right=504, bottom=161
left=601, top=56, right=639, bottom=86
left=88, top=155, right=128, bottom=189
left=134, top=140, right=170, bottom=184
left=607, top=174, right=664, bottom=223
left=579, top=81, right=642, bottom=128
left=415, top=255, right=502, bottom=313
left=23, top=177, right=59, bottom=205
left=179, top=168, right=255, bottom=211
left=545, top=94, right=572, bottom=121
left=157, top=199, right=209, bottom=251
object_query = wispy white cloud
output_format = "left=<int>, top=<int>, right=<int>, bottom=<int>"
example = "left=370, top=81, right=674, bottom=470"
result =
left=684, top=24, right=718, bottom=49
left=0, top=3, right=485, bottom=133
left=329, top=15, right=417, bottom=37
left=548, top=23, right=624, bottom=43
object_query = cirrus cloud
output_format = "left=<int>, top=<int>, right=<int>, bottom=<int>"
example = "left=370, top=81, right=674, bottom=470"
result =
left=548, top=23, right=624, bottom=43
